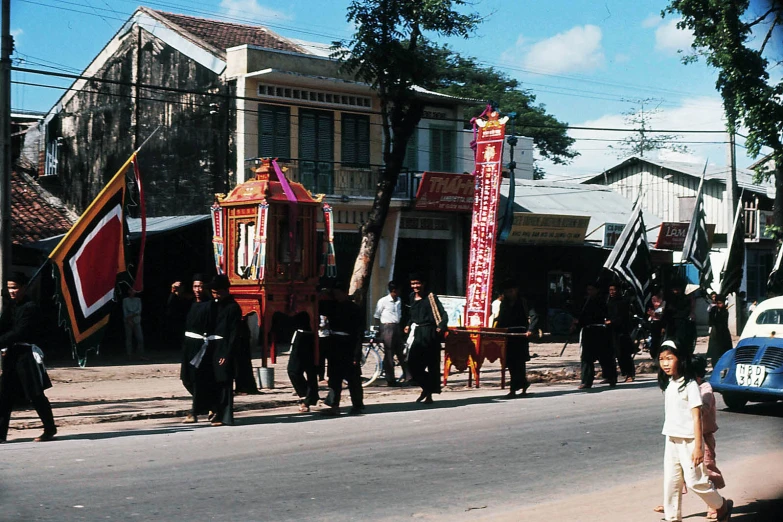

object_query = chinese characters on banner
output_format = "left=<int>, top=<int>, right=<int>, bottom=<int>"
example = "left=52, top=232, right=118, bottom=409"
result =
left=465, top=112, right=507, bottom=328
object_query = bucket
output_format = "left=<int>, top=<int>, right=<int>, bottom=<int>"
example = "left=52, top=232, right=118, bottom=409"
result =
left=257, top=367, right=275, bottom=389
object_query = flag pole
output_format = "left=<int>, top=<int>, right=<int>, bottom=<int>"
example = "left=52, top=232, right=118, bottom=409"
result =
left=135, top=125, right=162, bottom=154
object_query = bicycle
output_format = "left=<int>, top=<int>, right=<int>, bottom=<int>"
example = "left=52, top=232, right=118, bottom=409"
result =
left=359, top=327, right=407, bottom=387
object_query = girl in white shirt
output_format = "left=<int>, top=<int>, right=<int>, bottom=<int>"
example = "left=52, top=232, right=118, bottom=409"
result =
left=657, top=340, right=733, bottom=522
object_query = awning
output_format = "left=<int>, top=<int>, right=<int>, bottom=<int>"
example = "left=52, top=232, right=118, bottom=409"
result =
left=24, top=214, right=210, bottom=254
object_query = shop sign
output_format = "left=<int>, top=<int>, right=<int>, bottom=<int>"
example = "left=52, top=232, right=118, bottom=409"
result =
left=603, top=223, right=625, bottom=248
left=414, top=172, right=475, bottom=212
left=505, top=213, right=590, bottom=245
left=655, top=222, right=716, bottom=250
left=464, top=112, right=507, bottom=328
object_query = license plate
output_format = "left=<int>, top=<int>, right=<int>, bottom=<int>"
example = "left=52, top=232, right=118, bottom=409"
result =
left=736, top=364, right=766, bottom=387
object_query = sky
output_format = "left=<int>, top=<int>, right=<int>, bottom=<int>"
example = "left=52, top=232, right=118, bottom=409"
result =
left=10, top=0, right=776, bottom=179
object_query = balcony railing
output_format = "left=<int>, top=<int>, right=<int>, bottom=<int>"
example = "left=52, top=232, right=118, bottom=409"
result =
left=245, top=158, right=422, bottom=200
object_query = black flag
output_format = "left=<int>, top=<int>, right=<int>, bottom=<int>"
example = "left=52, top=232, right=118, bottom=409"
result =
left=682, top=180, right=714, bottom=291
left=719, top=201, right=745, bottom=296
left=604, top=206, right=653, bottom=310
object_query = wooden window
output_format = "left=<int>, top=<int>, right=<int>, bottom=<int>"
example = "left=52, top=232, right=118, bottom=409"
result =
left=429, top=127, right=455, bottom=172
left=258, top=104, right=290, bottom=159
left=341, top=113, right=370, bottom=167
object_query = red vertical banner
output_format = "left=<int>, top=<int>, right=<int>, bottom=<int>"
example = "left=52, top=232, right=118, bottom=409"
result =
left=465, top=111, right=507, bottom=328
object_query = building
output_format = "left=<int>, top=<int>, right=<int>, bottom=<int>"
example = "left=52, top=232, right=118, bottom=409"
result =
left=32, top=6, right=488, bottom=317
left=582, top=156, right=777, bottom=302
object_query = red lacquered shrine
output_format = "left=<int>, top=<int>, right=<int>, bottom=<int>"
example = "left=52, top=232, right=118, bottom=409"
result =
left=212, top=158, right=322, bottom=365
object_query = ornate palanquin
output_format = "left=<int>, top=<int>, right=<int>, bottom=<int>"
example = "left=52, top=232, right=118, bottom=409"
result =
left=214, top=158, right=322, bottom=365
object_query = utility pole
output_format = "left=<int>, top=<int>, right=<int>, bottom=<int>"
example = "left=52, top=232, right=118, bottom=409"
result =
left=725, top=129, right=740, bottom=334
left=0, top=0, right=13, bottom=297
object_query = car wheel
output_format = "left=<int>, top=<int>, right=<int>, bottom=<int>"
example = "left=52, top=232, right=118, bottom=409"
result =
left=722, top=393, right=748, bottom=411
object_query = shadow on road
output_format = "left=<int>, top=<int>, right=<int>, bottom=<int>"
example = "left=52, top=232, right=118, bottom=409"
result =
left=719, top=401, right=783, bottom=418
left=8, top=426, right=198, bottom=443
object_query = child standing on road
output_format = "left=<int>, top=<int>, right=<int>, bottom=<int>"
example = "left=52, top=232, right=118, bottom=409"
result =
left=657, top=340, right=733, bottom=522
left=692, top=355, right=725, bottom=519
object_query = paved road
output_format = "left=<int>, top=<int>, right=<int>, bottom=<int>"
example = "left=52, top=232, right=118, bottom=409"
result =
left=1, top=378, right=781, bottom=521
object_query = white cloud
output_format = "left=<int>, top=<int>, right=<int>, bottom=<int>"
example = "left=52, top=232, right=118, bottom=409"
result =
left=503, top=25, right=605, bottom=75
left=655, top=18, right=694, bottom=55
left=539, top=97, right=736, bottom=180
left=642, top=14, right=663, bottom=29
left=614, top=53, right=630, bottom=64
left=219, top=0, right=293, bottom=21
left=10, top=28, right=23, bottom=38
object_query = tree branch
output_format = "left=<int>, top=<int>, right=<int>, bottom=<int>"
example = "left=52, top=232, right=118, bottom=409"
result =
left=760, top=18, right=779, bottom=55
left=746, top=7, right=775, bottom=29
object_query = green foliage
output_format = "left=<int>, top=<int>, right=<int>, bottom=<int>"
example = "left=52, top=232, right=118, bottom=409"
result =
left=427, top=47, right=578, bottom=169
left=664, top=0, right=783, bottom=161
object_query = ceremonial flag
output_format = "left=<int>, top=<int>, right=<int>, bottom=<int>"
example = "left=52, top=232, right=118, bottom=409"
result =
left=682, top=175, right=714, bottom=290
left=604, top=206, right=653, bottom=310
left=767, top=242, right=783, bottom=294
left=719, top=199, right=745, bottom=296
left=49, top=153, right=144, bottom=362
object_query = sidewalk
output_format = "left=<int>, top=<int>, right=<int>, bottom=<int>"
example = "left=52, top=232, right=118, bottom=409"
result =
left=6, top=336, right=680, bottom=434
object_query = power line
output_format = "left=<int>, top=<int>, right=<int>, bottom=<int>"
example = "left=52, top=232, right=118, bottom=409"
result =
left=12, top=66, right=729, bottom=135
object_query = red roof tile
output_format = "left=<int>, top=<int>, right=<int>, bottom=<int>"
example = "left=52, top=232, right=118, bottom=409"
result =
left=149, top=9, right=305, bottom=56
left=12, top=171, right=74, bottom=245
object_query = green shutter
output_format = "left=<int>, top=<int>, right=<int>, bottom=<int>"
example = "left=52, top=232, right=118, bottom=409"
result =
left=258, top=105, right=290, bottom=159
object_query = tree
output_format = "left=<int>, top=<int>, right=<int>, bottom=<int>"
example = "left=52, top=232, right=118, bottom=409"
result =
left=427, top=48, right=578, bottom=177
left=608, top=99, right=692, bottom=159
left=665, top=0, right=783, bottom=230
left=333, top=0, right=480, bottom=302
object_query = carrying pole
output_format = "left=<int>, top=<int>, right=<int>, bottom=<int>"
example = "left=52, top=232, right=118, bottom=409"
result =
left=0, top=0, right=13, bottom=306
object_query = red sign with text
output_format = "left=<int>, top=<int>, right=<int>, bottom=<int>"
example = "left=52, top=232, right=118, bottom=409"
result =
left=655, top=222, right=716, bottom=250
left=414, top=172, right=475, bottom=212
left=464, top=112, right=507, bottom=328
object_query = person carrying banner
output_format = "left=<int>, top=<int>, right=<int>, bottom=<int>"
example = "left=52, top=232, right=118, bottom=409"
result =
left=0, top=272, right=57, bottom=443
left=575, top=283, right=616, bottom=390
left=404, top=273, right=448, bottom=404
left=607, top=282, right=636, bottom=383
left=495, top=278, right=532, bottom=398
left=320, top=281, right=365, bottom=416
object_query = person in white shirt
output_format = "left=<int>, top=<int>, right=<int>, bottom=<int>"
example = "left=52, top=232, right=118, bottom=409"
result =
left=374, top=281, right=406, bottom=386
left=657, top=340, right=732, bottom=522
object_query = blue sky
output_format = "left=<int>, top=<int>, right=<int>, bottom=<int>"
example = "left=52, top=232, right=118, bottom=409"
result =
left=11, top=0, right=768, bottom=177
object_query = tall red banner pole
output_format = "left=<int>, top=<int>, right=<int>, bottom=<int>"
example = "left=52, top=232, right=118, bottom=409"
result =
left=464, top=111, right=508, bottom=328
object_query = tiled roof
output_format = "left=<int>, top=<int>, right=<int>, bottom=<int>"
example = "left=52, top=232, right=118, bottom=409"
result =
left=12, top=171, right=74, bottom=245
left=149, top=9, right=306, bottom=56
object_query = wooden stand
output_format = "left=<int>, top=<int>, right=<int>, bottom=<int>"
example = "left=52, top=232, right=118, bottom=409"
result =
left=443, top=327, right=508, bottom=388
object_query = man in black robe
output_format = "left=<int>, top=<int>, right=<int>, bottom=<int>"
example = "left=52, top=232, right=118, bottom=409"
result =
left=0, top=272, right=57, bottom=442
left=495, top=279, right=532, bottom=398
left=321, top=281, right=365, bottom=416
left=208, top=274, right=242, bottom=426
left=575, top=283, right=616, bottom=390
left=287, top=311, right=319, bottom=412
left=664, top=282, right=697, bottom=356
left=404, top=272, right=447, bottom=404
left=607, top=282, right=635, bottom=382
left=180, top=273, right=210, bottom=404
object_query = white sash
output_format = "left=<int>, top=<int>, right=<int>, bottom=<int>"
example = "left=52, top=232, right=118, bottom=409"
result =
left=185, top=332, right=223, bottom=368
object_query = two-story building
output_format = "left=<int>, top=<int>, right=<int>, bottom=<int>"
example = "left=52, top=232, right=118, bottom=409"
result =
left=33, top=6, right=483, bottom=317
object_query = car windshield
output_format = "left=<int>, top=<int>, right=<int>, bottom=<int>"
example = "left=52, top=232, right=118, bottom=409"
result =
left=756, top=309, right=783, bottom=325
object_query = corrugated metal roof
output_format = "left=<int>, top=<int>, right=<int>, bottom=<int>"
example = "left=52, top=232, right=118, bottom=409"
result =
left=501, top=179, right=662, bottom=243
left=584, top=156, right=774, bottom=196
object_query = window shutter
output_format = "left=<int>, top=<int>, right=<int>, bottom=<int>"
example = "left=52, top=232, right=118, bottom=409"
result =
left=258, top=105, right=290, bottom=159
left=404, top=129, right=418, bottom=171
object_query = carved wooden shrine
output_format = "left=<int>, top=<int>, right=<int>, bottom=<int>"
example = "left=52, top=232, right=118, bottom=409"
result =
left=213, top=158, right=322, bottom=366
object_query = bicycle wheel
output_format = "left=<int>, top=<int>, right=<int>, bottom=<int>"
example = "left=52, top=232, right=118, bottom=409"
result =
left=359, top=345, right=382, bottom=387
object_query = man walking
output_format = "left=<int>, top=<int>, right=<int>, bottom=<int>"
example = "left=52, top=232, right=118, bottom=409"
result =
left=575, top=282, right=616, bottom=390
left=208, top=274, right=242, bottom=426
left=0, top=272, right=57, bottom=443
left=180, top=273, right=211, bottom=403
left=321, top=281, right=365, bottom=416
left=404, top=273, right=447, bottom=404
left=607, top=282, right=635, bottom=383
left=495, top=279, right=532, bottom=398
left=374, top=281, right=406, bottom=385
